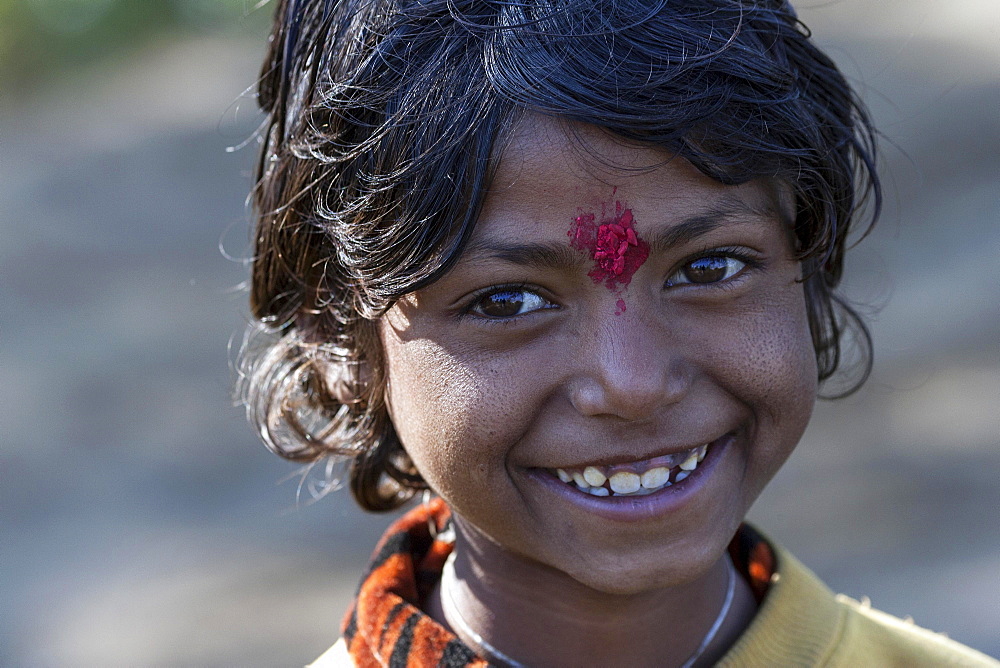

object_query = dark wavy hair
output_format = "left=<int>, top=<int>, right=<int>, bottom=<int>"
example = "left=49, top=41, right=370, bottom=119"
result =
left=239, top=0, right=880, bottom=511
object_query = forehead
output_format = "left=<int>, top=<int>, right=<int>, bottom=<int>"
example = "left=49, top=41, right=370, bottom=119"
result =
left=481, top=115, right=786, bottom=230
left=497, top=115, right=671, bottom=181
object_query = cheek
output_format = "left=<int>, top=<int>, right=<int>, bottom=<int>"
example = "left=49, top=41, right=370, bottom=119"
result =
left=691, top=282, right=817, bottom=437
left=720, top=287, right=818, bottom=475
left=734, top=301, right=816, bottom=410
left=382, top=336, right=477, bottom=471
left=379, top=324, right=529, bottom=499
left=676, top=293, right=815, bottom=522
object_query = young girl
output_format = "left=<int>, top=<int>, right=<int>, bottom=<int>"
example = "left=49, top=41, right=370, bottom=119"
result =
left=241, top=0, right=998, bottom=665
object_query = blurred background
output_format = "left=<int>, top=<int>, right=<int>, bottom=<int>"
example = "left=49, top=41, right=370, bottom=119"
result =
left=1, top=0, right=997, bottom=664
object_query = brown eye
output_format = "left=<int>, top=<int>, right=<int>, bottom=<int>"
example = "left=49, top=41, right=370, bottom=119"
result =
left=470, top=289, right=549, bottom=318
left=667, top=256, right=746, bottom=287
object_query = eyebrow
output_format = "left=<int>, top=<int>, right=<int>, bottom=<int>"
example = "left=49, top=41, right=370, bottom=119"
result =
left=646, top=197, right=776, bottom=255
left=461, top=237, right=582, bottom=270
left=462, top=196, right=777, bottom=270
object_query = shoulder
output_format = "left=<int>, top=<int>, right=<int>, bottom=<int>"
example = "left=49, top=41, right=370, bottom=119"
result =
left=719, top=533, right=998, bottom=667
left=307, top=638, right=352, bottom=668
left=832, top=594, right=998, bottom=667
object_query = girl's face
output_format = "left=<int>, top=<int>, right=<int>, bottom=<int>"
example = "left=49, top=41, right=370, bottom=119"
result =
left=379, top=116, right=817, bottom=594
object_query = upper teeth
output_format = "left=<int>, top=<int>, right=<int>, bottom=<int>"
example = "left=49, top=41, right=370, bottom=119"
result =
left=608, top=471, right=641, bottom=494
left=583, top=466, right=606, bottom=487
left=553, top=444, right=708, bottom=498
left=640, top=467, right=669, bottom=489
left=679, top=451, right=699, bottom=471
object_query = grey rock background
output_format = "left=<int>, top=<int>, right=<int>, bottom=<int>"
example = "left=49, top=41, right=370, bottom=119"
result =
left=1, top=0, right=997, bottom=664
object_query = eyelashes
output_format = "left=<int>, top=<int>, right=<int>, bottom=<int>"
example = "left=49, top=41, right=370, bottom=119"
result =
left=665, top=248, right=760, bottom=288
left=460, top=248, right=762, bottom=322
left=463, top=283, right=555, bottom=320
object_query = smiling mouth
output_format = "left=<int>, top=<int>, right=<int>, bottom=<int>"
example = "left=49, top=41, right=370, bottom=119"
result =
left=550, top=444, right=709, bottom=497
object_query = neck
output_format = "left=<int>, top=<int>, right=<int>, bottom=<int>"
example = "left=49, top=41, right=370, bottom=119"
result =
left=429, top=524, right=757, bottom=668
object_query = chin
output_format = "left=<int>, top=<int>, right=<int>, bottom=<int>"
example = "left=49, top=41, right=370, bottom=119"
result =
left=554, top=532, right=731, bottom=597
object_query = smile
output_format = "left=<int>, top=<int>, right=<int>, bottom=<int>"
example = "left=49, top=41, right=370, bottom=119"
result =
left=551, top=444, right=709, bottom=498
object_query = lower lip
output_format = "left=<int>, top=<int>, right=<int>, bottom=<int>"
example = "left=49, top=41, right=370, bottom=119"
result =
left=524, top=434, right=733, bottom=523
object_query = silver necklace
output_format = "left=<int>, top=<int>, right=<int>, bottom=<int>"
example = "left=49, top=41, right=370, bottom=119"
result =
left=679, top=557, right=736, bottom=668
left=441, top=552, right=527, bottom=667
left=441, top=553, right=737, bottom=668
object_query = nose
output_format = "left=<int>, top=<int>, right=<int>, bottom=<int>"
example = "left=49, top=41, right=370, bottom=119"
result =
left=568, top=310, right=691, bottom=421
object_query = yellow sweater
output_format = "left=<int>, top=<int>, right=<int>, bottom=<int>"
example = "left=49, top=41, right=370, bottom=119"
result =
left=311, top=536, right=997, bottom=667
left=715, top=542, right=996, bottom=667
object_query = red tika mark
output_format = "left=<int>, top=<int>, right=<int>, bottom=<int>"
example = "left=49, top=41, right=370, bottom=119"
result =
left=569, top=201, right=650, bottom=293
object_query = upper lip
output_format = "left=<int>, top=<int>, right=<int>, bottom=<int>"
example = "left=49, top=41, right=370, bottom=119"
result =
left=531, top=433, right=727, bottom=470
